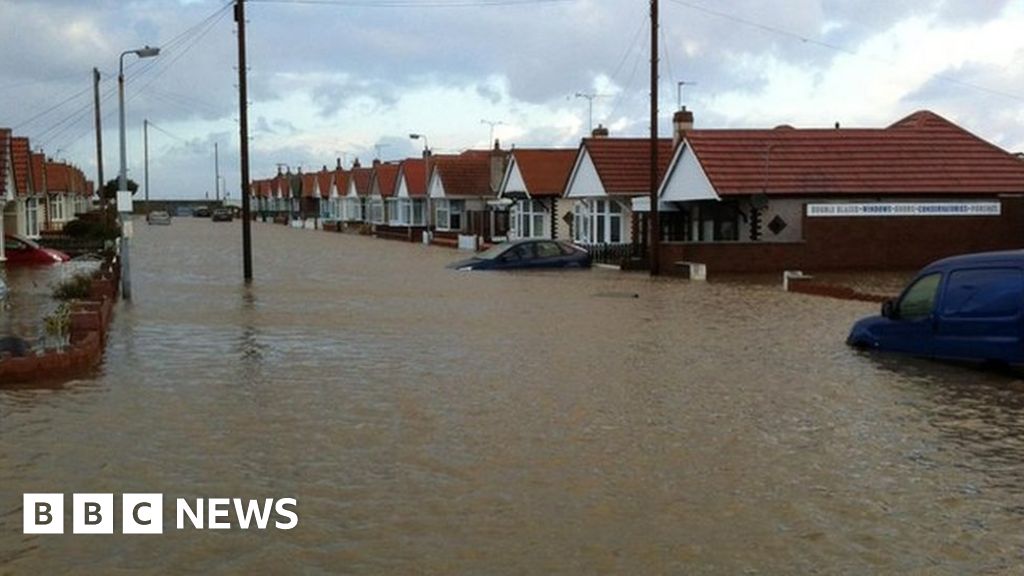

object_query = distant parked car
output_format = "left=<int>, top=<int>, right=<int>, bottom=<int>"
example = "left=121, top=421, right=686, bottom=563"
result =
left=211, top=208, right=234, bottom=222
left=447, top=239, right=591, bottom=271
left=146, top=210, right=172, bottom=225
left=3, top=234, right=70, bottom=265
left=193, top=206, right=211, bottom=218
left=848, top=250, right=1024, bottom=366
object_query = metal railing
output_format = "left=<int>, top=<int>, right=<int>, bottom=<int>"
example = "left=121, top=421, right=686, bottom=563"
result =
left=584, top=243, right=649, bottom=269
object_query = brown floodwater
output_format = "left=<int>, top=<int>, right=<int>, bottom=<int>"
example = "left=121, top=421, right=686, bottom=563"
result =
left=3, top=218, right=1024, bottom=574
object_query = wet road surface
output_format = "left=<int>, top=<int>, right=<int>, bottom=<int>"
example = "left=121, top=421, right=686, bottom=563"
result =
left=3, top=218, right=1024, bottom=574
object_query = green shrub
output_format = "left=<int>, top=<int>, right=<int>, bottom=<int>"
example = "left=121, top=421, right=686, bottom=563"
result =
left=52, top=272, right=94, bottom=301
left=63, top=218, right=120, bottom=240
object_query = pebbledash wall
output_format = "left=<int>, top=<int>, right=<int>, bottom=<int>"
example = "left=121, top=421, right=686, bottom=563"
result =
left=660, top=195, right=1024, bottom=274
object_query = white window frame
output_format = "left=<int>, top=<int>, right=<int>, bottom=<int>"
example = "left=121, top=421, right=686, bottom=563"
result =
left=369, top=198, right=384, bottom=224
left=574, top=199, right=624, bottom=244
left=49, top=195, right=64, bottom=222
left=513, top=199, right=547, bottom=239
left=435, top=199, right=464, bottom=231
left=26, top=197, right=40, bottom=238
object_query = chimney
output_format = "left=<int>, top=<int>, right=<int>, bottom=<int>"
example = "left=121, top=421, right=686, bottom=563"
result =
left=372, top=158, right=381, bottom=168
left=322, top=165, right=328, bottom=172
left=353, top=158, right=361, bottom=168
left=591, top=124, right=609, bottom=138
left=672, top=106, right=694, bottom=147
left=490, top=140, right=506, bottom=193
left=336, top=157, right=342, bottom=169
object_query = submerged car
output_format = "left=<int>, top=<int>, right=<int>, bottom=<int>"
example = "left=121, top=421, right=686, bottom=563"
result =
left=2, top=234, right=70, bottom=265
left=448, top=239, right=591, bottom=271
left=211, top=208, right=234, bottom=222
left=848, top=250, right=1024, bottom=366
left=146, top=210, right=172, bottom=225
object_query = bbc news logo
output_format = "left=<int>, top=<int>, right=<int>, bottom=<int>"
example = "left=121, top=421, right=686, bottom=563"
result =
left=23, top=494, right=298, bottom=534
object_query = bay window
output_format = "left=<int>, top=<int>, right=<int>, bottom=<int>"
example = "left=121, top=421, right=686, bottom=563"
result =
left=512, top=199, right=547, bottom=239
left=435, top=199, right=464, bottom=231
left=573, top=199, right=624, bottom=244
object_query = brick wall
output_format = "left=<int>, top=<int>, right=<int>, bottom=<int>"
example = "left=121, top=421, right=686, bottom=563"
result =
left=660, top=195, right=1024, bottom=275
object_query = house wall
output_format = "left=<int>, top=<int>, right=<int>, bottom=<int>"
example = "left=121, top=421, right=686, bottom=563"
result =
left=659, top=195, right=1024, bottom=274
left=554, top=197, right=573, bottom=241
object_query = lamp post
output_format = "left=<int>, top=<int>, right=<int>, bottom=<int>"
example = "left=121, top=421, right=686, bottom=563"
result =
left=118, top=45, right=160, bottom=300
left=409, top=133, right=430, bottom=234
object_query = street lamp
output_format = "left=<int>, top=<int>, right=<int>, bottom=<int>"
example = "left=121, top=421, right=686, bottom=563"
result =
left=118, top=45, right=160, bottom=300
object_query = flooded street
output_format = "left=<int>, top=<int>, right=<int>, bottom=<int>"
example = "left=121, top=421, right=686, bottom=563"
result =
left=3, top=218, right=1024, bottom=574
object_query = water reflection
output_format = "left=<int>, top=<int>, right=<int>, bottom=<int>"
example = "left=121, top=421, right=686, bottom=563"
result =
left=4, top=219, right=1024, bottom=574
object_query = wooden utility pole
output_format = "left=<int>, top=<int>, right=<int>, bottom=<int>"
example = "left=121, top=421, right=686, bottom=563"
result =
left=93, top=68, right=106, bottom=219
left=236, top=0, right=253, bottom=282
left=649, top=0, right=661, bottom=275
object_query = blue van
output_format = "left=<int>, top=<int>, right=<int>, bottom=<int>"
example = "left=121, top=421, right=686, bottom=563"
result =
left=847, top=250, right=1024, bottom=365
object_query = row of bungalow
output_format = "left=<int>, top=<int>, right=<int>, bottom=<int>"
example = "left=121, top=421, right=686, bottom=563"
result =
left=251, top=108, right=1024, bottom=274
left=1, top=128, right=94, bottom=261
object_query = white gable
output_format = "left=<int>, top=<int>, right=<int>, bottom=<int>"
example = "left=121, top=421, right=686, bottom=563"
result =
left=3, top=150, right=13, bottom=202
left=428, top=171, right=446, bottom=198
left=345, top=178, right=359, bottom=198
left=396, top=173, right=410, bottom=199
left=659, top=140, right=720, bottom=203
left=499, top=157, right=529, bottom=198
left=564, top=148, right=606, bottom=199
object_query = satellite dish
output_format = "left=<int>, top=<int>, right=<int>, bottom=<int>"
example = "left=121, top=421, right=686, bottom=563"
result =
left=751, top=194, right=769, bottom=210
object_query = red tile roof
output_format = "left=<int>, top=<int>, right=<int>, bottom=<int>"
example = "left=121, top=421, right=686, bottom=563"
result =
left=507, top=148, right=576, bottom=197
left=270, top=174, right=286, bottom=198
left=300, top=172, right=318, bottom=198
left=30, top=153, right=45, bottom=196
left=398, top=158, right=428, bottom=197
left=685, top=110, right=1024, bottom=196
left=0, top=129, right=9, bottom=198
left=316, top=169, right=333, bottom=198
left=44, top=161, right=89, bottom=196
left=348, top=166, right=373, bottom=197
left=582, top=137, right=674, bottom=195
left=45, top=160, right=70, bottom=193
left=432, top=152, right=496, bottom=197
left=11, top=137, right=31, bottom=196
left=371, top=162, right=400, bottom=198
left=332, top=168, right=349, bottom=197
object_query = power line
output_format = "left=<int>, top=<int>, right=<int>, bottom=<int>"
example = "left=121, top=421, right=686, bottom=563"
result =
left=250, top=0, right=573, bottom=6
left=665, top=0, right=1024, bottom=103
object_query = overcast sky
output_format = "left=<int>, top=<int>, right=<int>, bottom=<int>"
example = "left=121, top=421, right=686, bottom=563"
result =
left=2, top=0, right=1023, bottom=200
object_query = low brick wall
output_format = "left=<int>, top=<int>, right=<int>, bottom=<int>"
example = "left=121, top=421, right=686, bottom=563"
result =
left=786, top=281, right=891, bottom=303
left=374, top=225, right=426, bottom=243
left=0, top=265, right=118, bottom=385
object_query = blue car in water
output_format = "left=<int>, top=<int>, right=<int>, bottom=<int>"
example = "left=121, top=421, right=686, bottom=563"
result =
left=448, top=239, right=591, bottom=271
left=848, top=250, right=1024, bottom=366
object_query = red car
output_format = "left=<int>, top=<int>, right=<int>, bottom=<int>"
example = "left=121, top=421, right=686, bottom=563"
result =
left=3, top=234, right=71, bottom=265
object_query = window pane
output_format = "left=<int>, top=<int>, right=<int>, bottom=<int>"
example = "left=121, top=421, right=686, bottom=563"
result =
left=536, top=241, right=561, bottom=258
left=610, top=215, right=620, bottom=243
left=942, top=268, right=1022, bottom=318
left=596, top=216, right=605, bottom=243
left=899, top=273, right=942, bottom=320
